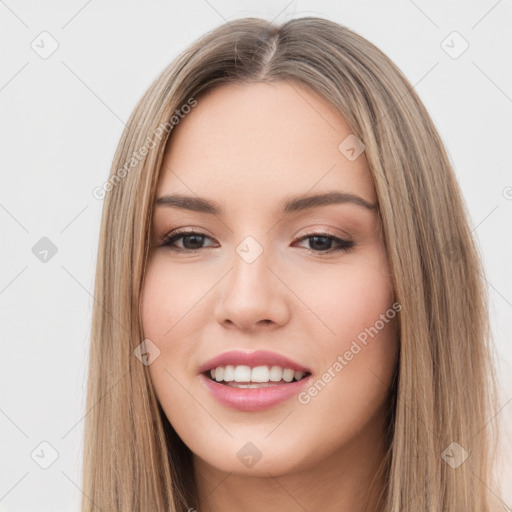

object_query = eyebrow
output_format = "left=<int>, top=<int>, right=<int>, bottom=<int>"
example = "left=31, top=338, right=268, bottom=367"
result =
left=154, top=191, right=377, bottom=215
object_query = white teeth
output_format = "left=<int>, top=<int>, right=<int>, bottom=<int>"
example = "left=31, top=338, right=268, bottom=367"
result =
left=269, top=365, right=283, bottom=382
left=207, top=364, right=308, bottom=384
left=214, top=366, right=224, bottom=382
left=223, top=365, right=235, bottom=382
left=282, top=368, right=295, bottom=382
left=234, top=365, right=251, bottom=382
left=251, top=365, right=270, bottom=382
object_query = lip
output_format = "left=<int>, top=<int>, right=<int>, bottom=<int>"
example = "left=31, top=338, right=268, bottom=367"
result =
left=198, top=349, right=311, bottom=374
left=199, top=372, right=313, bottom=411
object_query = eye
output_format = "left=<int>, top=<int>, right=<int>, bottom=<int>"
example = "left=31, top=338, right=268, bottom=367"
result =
left=161, top=230, right=217, bottom=253
left=293, top=230, right=355, bottom=254
left=159, top=229, right=355, bottom=254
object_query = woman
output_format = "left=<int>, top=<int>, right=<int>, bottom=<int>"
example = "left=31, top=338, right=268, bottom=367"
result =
left=83, top=16, right=506, bottom=511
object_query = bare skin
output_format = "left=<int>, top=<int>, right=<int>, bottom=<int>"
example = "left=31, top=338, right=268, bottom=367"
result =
left=140, top=80, right=398, bottom=512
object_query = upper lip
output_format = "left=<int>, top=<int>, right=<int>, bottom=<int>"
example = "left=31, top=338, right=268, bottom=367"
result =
left=198, top=350, right=312, bottom=374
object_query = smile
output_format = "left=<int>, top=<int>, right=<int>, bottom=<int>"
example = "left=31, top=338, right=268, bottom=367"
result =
left=207, top=364, right=309, bottom=385
left=197, top=349, right=313, bottom=410
left=199, top=368, right=312, bottom=411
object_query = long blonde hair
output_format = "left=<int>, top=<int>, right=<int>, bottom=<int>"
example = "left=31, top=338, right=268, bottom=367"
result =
left=83, top=16, right=505, bottom=511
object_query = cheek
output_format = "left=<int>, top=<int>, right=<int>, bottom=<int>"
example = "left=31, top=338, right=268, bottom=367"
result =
left=140, top=254, right=211, bottom=342
left=141, top=256, right=185, bottom=332
left=295, top=259, right=398, bottom=417
left=140, top=258, right=201, bottom=407
left=298, top=270, right=398, bottom=438
left=294, top=253, right=395, bottom=343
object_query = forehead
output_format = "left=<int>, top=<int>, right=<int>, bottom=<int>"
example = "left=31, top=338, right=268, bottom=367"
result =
left=157, top=81, right=376, bottom=210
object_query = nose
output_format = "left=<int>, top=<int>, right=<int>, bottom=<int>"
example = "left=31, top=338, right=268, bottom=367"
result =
left=213, top=245, right=291, bottom=332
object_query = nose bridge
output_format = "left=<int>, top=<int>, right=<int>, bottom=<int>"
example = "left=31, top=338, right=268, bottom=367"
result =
left=229, top=233, right=275, bottom=302
left=235, top=233, right=267, bottom=267
left=214, top=232, right=290, bottom=329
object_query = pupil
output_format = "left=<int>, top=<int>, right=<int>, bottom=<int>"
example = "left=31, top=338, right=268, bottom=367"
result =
left=310, top=236, right=331, bottom=251
left=183, top=235, right=204, bottom=249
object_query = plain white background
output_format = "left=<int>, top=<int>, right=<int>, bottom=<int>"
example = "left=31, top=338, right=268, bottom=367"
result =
left=1, top=1, right=511, bottom=510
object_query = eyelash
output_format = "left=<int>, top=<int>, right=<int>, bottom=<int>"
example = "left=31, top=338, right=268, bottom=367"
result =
left=160, top=229, right=355, bottom=255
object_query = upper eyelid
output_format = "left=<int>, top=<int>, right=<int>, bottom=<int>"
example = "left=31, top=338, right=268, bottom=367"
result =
left=154, top=212, right=357, bottom=238
left=162, top=229, right=352, bottom=246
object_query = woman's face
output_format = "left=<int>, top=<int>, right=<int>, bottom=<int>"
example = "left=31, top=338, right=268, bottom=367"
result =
left=141, top=81, right=398, bottom=477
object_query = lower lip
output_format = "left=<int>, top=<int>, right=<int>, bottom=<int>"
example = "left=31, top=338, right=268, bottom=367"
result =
left=199, top=373, right=312, bottom=411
